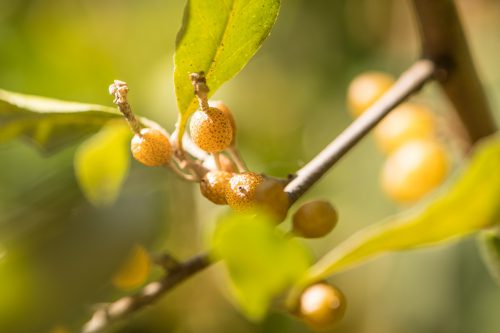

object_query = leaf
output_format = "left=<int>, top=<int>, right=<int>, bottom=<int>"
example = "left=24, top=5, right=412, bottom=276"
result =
left=211, top=211, right=310, bottom=320
left=478, top=228, right=500, bottom=285
left=300, top=134, right=500, bottom=286
left=0, top=88, right=121, bottom=153
left=173, top=0, right=281, bottom=143
left=74, top=121, right=131, bottom=207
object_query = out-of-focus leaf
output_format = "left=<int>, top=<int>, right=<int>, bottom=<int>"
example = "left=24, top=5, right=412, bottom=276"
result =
left=173, top=0, right=280, bottom=143
left=300, top=134, right=500, bottom=286
left=478, top=228, right=500, bottom=285
left=0, top=88, right=121, bottom=153
left=74, top=121, right=131, bottom=207
left=211, top=212, right=310, bottom=321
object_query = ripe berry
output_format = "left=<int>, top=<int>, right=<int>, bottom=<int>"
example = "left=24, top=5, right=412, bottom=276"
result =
left=225, top=172, right=264, bottom=212
left=200, top=170, right=233, bottom=205
left=381, top=139, right=449, bottom=203
left=292, top=200, right=338, bottom=238
left=189, top=107, right=233, bottom=153
left=254, top=178, right=290, bottom=223
left=131, top=128, right=173, bottom=167
left=374, top=103, right=437, bottom=153
left=299, top=283, right=346, bottom=328
left=347, top=71, right=395, bottom=117
left=209, top=100, right=236, bottom=145
left=202, top=154, right=236, bottom=173
left=112, top=244, right=150, bottom=290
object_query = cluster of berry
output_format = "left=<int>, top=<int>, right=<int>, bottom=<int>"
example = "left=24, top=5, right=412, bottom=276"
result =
left=347, top=72, right=450, bottom=203
left=110, top=76, right=347, bottom=326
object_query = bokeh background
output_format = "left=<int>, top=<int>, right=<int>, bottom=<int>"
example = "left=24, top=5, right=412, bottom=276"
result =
left=1, top=0, right=500, bottom=332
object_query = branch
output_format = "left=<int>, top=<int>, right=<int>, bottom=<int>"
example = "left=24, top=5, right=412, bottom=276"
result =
left=411, top=0, right=497, bottom=143
left=285, top=59, right=436, bottom=203
left=81, top=253, right=210, bottom=333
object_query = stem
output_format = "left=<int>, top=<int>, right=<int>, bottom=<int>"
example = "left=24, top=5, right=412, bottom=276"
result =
left=226, top=146, right=248, bottom=172
left=81, top=253, right=211, bottom=333
left=109, top=80, right=142, bottom=134
left=212, top=152, right=222, bottom=171
left=411, top=0, right=497, bottom=143
left=285, top=59, right=436, bottom=203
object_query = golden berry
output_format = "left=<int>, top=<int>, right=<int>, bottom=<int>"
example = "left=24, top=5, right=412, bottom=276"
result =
left=190, top=107, right=233, bottom=153
left=200, top=170, right=233, bottom=205
left=131, top=128, right=172, bottom=167
left=292, top=200, right=338, bottom=238
left=225, top=172, right=264, bottom=212
left=254, top=178, right=290, bottom=223
left=347, top=71, right=395, bottom=117
left=112, top=244, right=150, bottom=290
left=209, top=100, right=236, bottom=145
left=381, top=139, right=449, bottom=203
left=374, top=103, right=437, bottom=153
left=299, top=283, right=347, bottom=328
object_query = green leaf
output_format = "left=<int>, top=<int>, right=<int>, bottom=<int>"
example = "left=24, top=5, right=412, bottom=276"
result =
left=74, top=121, right=132, bottom=207
left=173, top=0, right=281, bottom=142
left=0, top=88, right=121, bottom=153
left=211, top=212, right=310, bottom=321
left=478, top=228, right=500, bottom=285
left=301, top=134, right=500, bottom=286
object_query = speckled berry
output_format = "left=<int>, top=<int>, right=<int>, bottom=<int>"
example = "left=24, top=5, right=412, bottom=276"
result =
left=131, top=128, right=172, bottom=167
left=209, top=100, right=236, bottom=145
left=254, top=178, right=290, bottom=223
left=190, top=107, right=233, bottom=153
left=292, top=200, right=338, bottom=238
left=225, top=172, right=264, bottom=212
left=200, top=170, right=233, bottom=205
left=299, top=283, right=347, bottom=328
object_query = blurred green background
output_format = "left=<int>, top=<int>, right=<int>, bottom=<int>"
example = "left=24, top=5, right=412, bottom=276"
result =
left=1, top=0, right=500, bottom=332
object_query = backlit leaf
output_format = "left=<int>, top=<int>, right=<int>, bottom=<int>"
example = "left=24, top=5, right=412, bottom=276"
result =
left=300, top=134, right=500, bottom=287
left=211, top=212, right=310, bottom=320
left=0, top=88, right=120, bottom=153
left=173, top=0, right=280, bottom=144
left=74, top=121, right=131, bottom=207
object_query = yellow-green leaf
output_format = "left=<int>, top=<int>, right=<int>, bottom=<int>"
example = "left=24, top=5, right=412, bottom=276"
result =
left=211, top=212, right=310, bottom=321
left=173, top=0, right=280, bottom=144
left=0, top=88, right=120, bottom=153
left=74, top=121, right=131, bottom=207
left=301, top=134, right=500, bottom=286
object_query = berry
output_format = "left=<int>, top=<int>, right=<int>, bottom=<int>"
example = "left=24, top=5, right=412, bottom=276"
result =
left=292, top=200, right=338, bottom=238
left=225, top=172, right=264, bottom=212
left=202, top=154, right=236, bottom=173
left=347, top=71, right=395, bottom=117
left=209, top=100, right=236, bottom=145
left=254, top=178, right=290, bottom=223
left=381, top=139, right=449, bottom=203
left=189, top=107, right=233, bottom=153
left=374, top=103, right=437, bottom=153
left=200, top=170, right=233, bottom=205
left=112, top=244, right=150, bottom=290
left=299, top=283, right=346, bottom=328
left=131, top=128, right=172, bottom=167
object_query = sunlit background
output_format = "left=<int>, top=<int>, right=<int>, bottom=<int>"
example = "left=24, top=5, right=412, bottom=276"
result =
left=1, top=0, right=500, bottom=332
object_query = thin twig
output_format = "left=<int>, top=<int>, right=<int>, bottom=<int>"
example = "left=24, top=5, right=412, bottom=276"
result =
left=81, top=253, right=211, bottom=333
left=284, top=59, right=436, bottom=203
